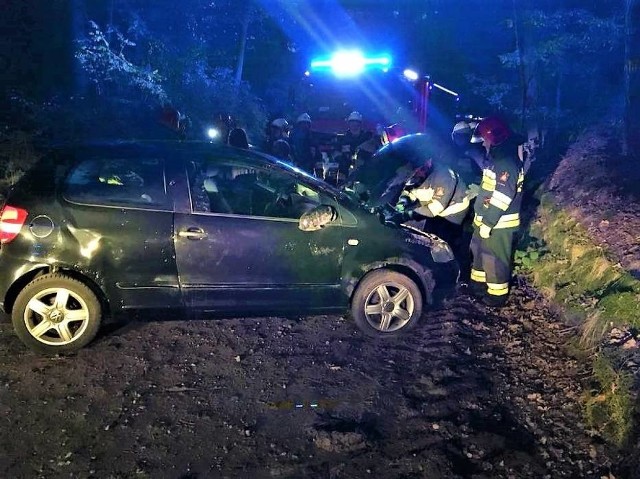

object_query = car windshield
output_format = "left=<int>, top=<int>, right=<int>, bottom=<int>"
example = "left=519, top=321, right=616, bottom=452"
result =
left=249, top=149, right=348, bottom=198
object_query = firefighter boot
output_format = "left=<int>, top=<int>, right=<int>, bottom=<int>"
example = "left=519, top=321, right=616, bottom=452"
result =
left=481, top=294, right=508, bottom=308
left=461, top=280, right=486, bottom=299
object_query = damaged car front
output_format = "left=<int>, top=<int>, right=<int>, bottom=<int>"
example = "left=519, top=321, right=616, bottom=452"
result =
left=340, top=132, right=461, bottom=298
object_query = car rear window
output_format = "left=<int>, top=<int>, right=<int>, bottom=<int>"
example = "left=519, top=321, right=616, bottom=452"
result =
left=64, top=157, right=170, bottom=209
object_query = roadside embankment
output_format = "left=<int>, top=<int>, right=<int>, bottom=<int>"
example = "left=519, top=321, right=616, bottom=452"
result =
left=518, top=126, right=640, bottom=464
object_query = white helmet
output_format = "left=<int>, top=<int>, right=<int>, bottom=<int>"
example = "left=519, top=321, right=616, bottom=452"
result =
left=296, top=113, right=311, bottom=123
left=271, top=118, right=289, bottom=129
left=451, top=121, right=472, bottom=141
left=346, top=111, right=363, bottom=122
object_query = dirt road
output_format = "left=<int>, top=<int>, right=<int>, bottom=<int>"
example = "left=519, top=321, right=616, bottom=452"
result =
left=0, top=283, right=620, bottom=478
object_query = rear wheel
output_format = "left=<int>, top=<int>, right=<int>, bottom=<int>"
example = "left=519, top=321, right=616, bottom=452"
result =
left=351, top=269, right=423, bottom=337
left=11, top=273, right=102, bottom=354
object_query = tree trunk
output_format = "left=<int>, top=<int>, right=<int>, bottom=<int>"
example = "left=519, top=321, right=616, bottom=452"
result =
left=622, top=0, right=631, bottom=156
left=555, top=74, right=562, bottom=135
left=234, top=6, right=252, bottom=86
left=622, top=0, right=639, bottom=157
left=512, top=0, right=527, bottom=131
left=72, top=0, right=90, bottom=97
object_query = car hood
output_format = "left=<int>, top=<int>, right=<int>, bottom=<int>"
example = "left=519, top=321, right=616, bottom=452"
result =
left=346, top=132, right=458, bottom=208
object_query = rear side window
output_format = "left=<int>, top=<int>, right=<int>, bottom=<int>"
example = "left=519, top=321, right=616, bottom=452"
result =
left=64, top=158, right=169, bottom=209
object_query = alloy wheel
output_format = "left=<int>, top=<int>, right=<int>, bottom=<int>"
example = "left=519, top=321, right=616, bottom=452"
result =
left=23, top=287, right=90, bottom=346
left=363, top=282, right=415, bottom=332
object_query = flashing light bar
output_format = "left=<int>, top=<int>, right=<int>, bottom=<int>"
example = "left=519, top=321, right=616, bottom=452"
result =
left=310, top=50, right=391, bottom=77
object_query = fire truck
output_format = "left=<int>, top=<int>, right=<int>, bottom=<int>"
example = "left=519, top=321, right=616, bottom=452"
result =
left=293, top=50, right=461, bottom=183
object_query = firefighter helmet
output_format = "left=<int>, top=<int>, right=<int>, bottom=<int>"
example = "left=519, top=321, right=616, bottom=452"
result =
left=451, top=121, right=472, bottom=141
left=471, top=116, right=512, bottom=146
left=271, top=118, right=289, bottom=129
left=296, top=113, right=311, bottom=123
left=346, top=111, right=363, bottom=122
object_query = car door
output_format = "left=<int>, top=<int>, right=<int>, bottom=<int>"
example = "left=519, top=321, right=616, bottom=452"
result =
left=62, top=153, right=180, bottom=309
left=173, top=155, right=346, bottom=312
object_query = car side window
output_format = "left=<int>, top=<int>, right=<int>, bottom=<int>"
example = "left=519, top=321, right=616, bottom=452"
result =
left=189, top=159, right=326, bottom=220
left=64, top=158, right=169, bottom=209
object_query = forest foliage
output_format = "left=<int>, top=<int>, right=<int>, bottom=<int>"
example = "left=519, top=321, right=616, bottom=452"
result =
left=0, top=0, right=636, bottom=183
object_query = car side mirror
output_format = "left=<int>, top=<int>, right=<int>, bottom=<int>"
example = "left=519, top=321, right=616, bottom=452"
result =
left=299, top=205, right=338, bottom=232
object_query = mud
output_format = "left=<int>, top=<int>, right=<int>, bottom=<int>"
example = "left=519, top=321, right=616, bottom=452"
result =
left=0, top=281, right=621, bottom=478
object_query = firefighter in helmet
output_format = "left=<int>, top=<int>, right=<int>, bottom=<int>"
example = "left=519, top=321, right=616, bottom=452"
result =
left=266, top=118, right=290, bottom=155
left=452, top=120, right=486, bottom=175
left=290, top=113, right=318, bottom=173
left=392, top=160, right=472, bottom=225
left=336, top=111, right=373, bottom=181
left=388, top=158, right=477, bottom=264
left=449, top=119, right=485, bottom=280
left=272, top=138, right=293, bottom=162
left=468, top=116, right=525, bottom=307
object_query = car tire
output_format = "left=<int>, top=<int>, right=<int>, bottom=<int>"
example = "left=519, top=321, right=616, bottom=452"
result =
left=11, top=273, right=102, bottom=354
left=351, top=269, right=423, bottom=337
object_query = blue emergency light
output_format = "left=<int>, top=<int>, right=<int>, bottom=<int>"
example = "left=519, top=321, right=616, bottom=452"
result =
left=310, top=50, right=391, bottom=77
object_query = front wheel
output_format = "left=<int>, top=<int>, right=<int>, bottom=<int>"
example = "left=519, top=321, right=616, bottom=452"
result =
left=351, top=269, right=423, bottom=337
left=11, top=273, right=102, bottom=354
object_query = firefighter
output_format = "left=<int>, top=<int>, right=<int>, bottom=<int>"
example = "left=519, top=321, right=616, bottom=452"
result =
left=266, top=118, right=290, bottom=155
left=272, top=138, right=293, bottom=162
left=452, top=120, right=486, bottom=176
left=468, top=116, right=525, bottom=307
left=393, top=161, right=471, bottom=224
left=290, top=113, right=318, bottom=173
left=388, top=160, right=476, bottom=263
left=336, top=111, right=373, bottom=180
left=451, top=120, right=485, bottom=280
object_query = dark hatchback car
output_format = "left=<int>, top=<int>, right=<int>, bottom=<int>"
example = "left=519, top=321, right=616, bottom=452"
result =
left=0, top=141, right=458, bottom=354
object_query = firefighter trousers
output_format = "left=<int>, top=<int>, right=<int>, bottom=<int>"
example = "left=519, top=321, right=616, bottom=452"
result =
left=469, top=227, right=516, bottom=297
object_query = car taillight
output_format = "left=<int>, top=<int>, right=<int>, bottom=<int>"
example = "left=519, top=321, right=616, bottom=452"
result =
left=0, top=205, right=28, bottom=244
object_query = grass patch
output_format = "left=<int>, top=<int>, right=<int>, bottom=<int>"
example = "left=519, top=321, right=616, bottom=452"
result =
left=517, top=192, right=640, bottom=446
left=584, top=355, right=635, bottom=447
left=524, top=195, right=640, bottom=329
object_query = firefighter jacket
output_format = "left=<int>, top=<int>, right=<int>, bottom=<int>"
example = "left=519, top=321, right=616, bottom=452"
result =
left=339, top=130, right=373, bottom=154
left=473, top=138, right=524, bottom=231
left=290, top=127, right=318, bottom=172
left=404, top=165, right=470, bottom=225
left=335, top=130, right=373, bottom=174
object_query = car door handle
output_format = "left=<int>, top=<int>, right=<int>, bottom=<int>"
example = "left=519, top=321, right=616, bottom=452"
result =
left=178, top=228, right=207, bottom=240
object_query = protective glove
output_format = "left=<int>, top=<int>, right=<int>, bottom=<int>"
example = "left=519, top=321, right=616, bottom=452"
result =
left=395, top=194, right=418, bottom=213
left=479, top=224, right=492, bottom=239
left=384, top=210, right=413, bottom=226
left=465, top=183, right=480, bottom=200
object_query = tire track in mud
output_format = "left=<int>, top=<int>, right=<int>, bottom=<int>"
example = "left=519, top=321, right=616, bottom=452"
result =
left=0, top=287, right=615, bottom=478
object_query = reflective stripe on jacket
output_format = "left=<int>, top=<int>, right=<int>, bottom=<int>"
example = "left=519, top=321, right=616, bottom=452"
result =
left=410, top=165, right=470, bottom=225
